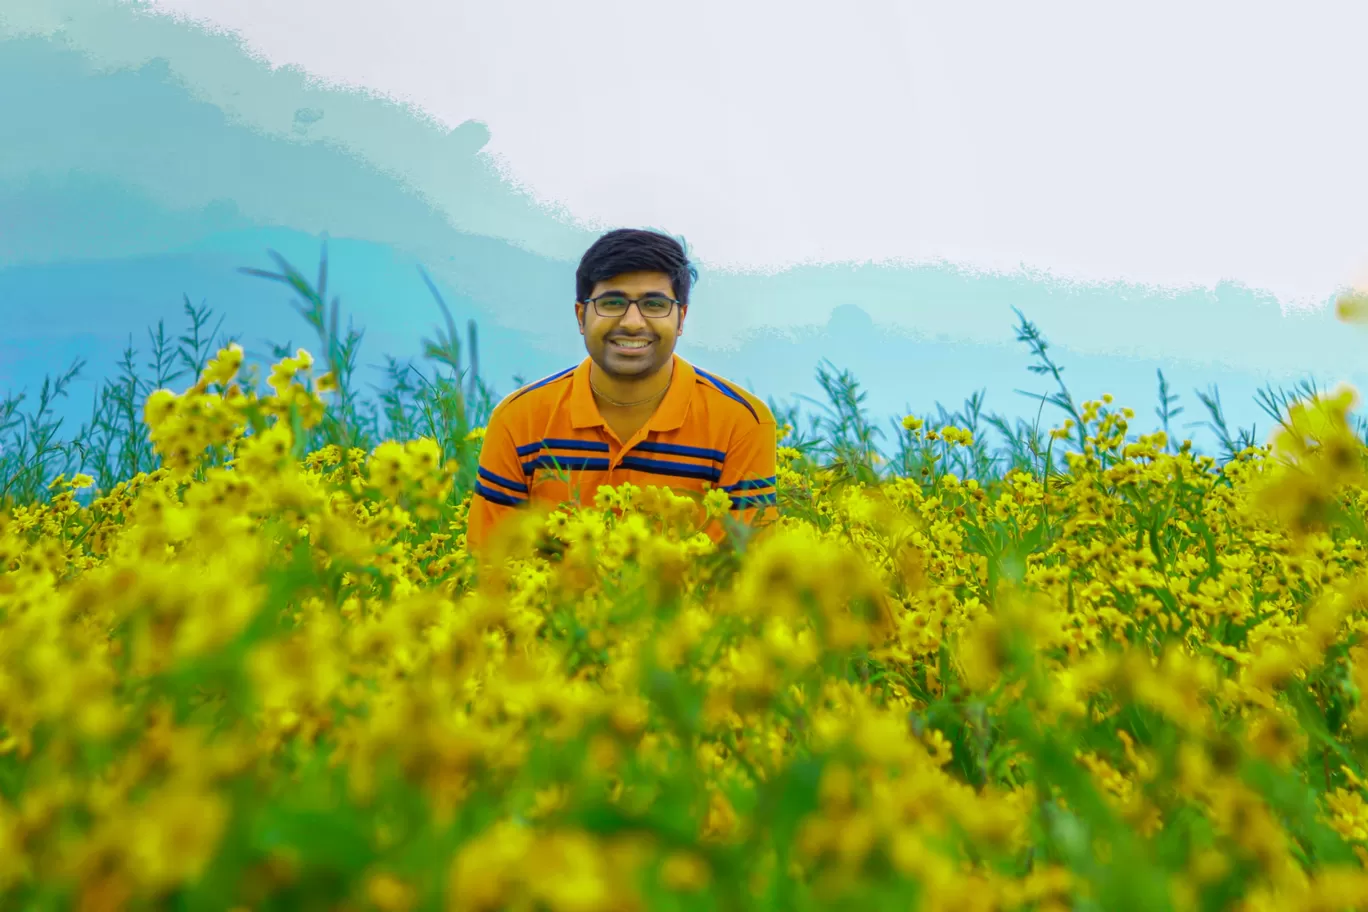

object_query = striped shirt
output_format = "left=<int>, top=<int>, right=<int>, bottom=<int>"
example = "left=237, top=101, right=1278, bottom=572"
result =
left=465, top=354, right=778, bottom=551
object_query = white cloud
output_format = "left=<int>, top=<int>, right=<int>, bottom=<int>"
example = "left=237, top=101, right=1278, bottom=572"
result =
left=131, top=0, right=1368, bottom=309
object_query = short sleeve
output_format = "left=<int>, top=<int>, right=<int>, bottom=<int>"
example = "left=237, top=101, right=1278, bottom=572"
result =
left=464, top=410, right=529, bottom=554
left=715, top=417, right=778, bottom=538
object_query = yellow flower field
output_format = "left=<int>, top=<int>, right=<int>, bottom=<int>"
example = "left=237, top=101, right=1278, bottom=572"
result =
left=5, top=338, right=1368, bottom=912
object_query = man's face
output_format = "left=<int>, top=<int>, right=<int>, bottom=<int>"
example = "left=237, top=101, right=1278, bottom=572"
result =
left=576, top=270, right=687, bottom=381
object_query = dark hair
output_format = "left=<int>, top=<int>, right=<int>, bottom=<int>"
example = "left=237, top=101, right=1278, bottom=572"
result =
left=576, top=228, right=698, bottom=305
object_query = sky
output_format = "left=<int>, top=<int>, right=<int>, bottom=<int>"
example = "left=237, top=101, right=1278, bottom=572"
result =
left=122, top=0, right=1368, bottom=310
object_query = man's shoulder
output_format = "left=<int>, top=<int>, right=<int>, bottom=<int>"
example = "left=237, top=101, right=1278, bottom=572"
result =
left=487, top=362, right=579, bottom=426
left=690, top=365, right=776, bottom=427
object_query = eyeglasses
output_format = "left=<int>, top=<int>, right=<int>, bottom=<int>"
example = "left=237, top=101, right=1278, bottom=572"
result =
left=584, top=293, right=681, bottom=319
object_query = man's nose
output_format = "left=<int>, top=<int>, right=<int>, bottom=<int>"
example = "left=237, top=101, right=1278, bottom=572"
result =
left=619, top=303, right=648, bottom=328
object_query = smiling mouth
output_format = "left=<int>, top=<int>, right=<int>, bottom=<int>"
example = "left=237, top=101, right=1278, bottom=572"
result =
left=609, top=338, right=653, bottom=352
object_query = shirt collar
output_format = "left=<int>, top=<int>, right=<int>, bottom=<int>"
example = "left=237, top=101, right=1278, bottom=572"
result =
left=570, top=353, right=695, bottom=432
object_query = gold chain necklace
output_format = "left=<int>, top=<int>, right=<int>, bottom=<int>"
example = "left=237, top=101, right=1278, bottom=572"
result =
left=590, top=381, right=668, bottom=408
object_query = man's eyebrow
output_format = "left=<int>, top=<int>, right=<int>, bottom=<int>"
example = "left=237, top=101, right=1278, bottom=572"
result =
left=593, top=289, right=673, bottom=298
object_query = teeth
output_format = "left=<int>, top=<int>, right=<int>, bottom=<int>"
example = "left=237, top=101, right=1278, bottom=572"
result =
left=613, top=339, right=650, bottom=348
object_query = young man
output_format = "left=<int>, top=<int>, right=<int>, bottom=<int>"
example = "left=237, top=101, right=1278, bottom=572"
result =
left=465, top=228, right=778, bottom=553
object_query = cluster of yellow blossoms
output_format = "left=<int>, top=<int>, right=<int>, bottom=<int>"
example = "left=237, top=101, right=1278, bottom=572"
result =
left=4, top=342, right=1368, bottom=911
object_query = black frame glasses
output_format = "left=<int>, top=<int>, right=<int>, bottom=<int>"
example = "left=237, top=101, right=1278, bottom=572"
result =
left=583, top=293, right=682, bottom=319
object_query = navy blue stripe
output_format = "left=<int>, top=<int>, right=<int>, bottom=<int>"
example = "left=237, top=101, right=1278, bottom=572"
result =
left=618, top=456, right=723, bottom=482
left=545, top=437, right=610, bottom=451
left=723, top=476, right=776, bottom=493
left=730, top=492, right=777, bottom=510
left=521, top=455, right=611, bottom=475
left=695, top=369, right=759, bottom=422
left=478, top=466, right=529, bottom=494
left=475, top=482, right=525, bottom=507
left=509, top=365, right=576, bottom=403
left=631, top=441, right=726, bottom=462
left=515, top=437, right=612, bottom=457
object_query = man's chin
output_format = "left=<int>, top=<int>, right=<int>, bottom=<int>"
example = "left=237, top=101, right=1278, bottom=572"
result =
left=595, top=348, right=667, bottom=378
left=599, top=360, right=655, bottom=380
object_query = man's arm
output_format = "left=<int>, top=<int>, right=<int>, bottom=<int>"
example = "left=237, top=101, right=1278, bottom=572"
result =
left=464, top=413, right=529, bottom=554
left=714, top=418, right=779, bottom=538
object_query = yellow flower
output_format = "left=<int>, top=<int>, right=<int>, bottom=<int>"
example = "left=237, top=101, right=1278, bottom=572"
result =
left=1336, top=289, right=1368, bottom=324
left=527, top=830, right=623, bottom=911
left=404, top=437, right=443, bottom=477
left=702, top=486, right=732, bottom=520
left=660, top=850, right=710, bottom=892
left=201, top=343, right=245, bottom=387
left=367, top=440, right=409, bottom=499
left=143, top=388, right=179, bottom=428
left=365, top=872, right=416, bottom=912
left=924, top=729, right=954, bottom=766
left=234, top=422, right=295, bottom=478
left=448, top=821, right=534, bottom=912
left=125, top=786, right=230, bottom=892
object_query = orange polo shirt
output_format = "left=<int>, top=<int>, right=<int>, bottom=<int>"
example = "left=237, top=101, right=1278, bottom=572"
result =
left=465, top=353, right=778, bottom=552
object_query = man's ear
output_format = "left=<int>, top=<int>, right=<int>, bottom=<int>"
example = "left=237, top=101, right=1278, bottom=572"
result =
left=677, top=304, right=687, bottom=335
left=575, top=301, right=585, bottom=335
